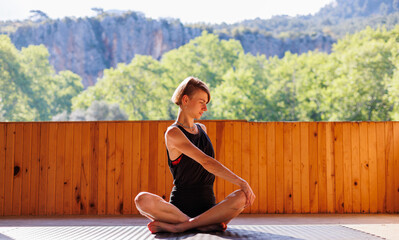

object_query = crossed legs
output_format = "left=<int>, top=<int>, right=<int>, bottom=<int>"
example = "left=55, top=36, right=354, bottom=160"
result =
left=135, top=189, right=247, bottom=233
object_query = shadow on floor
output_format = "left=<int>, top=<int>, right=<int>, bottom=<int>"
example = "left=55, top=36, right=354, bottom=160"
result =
left=0, top=233, right=13, bottom=240
left=154, top=228, right=301, bottom=240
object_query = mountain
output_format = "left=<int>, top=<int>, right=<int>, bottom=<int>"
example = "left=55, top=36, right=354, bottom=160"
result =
left=7, top=13, right=203, bottom=87
left=1, top=0, right=399, bottom=87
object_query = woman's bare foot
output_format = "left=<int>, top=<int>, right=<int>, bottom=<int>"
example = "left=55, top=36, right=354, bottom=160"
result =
left=148, top=221, right=227, bottom=234
left=197, top=222, right=227, bottom=232
left=147, top=221, right=179, bottom=234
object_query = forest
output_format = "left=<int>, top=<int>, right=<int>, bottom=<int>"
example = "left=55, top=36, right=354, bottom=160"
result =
left=1, top=26, right=398, bottom=122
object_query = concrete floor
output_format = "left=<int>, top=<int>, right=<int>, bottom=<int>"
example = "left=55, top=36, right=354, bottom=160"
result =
left=0, top=214, right=398, bottom=239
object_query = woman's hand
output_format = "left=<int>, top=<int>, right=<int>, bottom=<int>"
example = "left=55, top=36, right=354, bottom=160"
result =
left=239, top=180, right=256, bottom=207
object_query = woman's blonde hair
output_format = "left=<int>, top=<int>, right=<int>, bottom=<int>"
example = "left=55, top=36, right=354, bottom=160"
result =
left=171, top=76, right=211, bottom=106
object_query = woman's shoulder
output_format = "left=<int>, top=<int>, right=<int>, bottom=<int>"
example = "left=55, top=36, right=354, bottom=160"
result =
left=196, top=123, right=207, bottom=133
left=166, top=124, right=179, bottom=135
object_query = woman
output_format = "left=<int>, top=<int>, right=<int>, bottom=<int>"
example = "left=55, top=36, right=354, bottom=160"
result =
left=135, top=76, right=255, bottom=233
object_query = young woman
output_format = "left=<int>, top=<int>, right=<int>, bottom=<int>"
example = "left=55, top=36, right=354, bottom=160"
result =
left=135, top=76, right=255, bottom=233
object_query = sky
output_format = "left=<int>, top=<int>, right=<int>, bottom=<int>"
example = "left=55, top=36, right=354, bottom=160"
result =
left=0, top=0, right=334, bottom=24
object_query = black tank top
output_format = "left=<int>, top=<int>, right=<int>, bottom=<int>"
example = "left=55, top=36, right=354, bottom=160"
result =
left=167, top=123, right=215, bottom=189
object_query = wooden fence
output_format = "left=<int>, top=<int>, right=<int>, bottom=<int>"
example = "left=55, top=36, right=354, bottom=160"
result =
left=0, top=121, right=398, bottom=216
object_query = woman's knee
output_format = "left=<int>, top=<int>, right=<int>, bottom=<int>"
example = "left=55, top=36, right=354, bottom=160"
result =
left=231, top=190, right=247, bottom=210
left=135, top=192, right=155, bottom=211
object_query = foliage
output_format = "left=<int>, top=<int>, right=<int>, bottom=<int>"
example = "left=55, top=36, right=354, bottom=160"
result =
left=211, top=52, right=270, bottom=120
left=2, top=25, right=399, bottom=121
left=52, top=100, right=128, bottom=121
left=71, top=28, right=399, bottom=121
left=0, top=35, right=83, bottom=121
left=72, top=54, right=169, bottom=120
left=0, top=35, right=36, bottom=121
left=326, top=26, right=399, bottom=120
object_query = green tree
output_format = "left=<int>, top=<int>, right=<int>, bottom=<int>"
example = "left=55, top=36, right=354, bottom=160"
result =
left=72, top=55, right=169, bottom=120
left=0, top=35, right=36, bottom=121
left=19, top=44, right=83, bottom=120
left=161, top=31, right=243, bottom=89
left=53, top=100, right=128, bottom=121
left=327, top=26, right=399, bottom=120
left=211, top=52, right=270, bottom=120
left=264, top=52, right=300, bottom=121
left=293, top=51, right=333, bottom=121
left=50, top=71, right=83, bottom=116
left=388, top=61, right=399, bottom=120
left=0, top=35, right=83, bottom=121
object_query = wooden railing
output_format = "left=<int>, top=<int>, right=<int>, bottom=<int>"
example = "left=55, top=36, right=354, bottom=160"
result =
left=0, top=121, right=398, bottom=216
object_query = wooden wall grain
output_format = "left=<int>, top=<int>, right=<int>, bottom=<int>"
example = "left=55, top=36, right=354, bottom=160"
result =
left=0, top=121, right=398, bottom=216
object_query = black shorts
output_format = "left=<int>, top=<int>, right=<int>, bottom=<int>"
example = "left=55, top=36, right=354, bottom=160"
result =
left=169, top=185, right=216, bottom=218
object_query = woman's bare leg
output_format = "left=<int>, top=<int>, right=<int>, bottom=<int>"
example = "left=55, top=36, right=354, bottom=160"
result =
left=135, top=192, right=189, bottom=224
left=148, top=189, right=246, bottom=233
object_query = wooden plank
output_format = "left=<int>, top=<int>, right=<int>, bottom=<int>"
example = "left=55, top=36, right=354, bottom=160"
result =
left=275, top=122, right=284, bottom=213
left=157, top=122, right=167, bottom=202
left=139, top=122, right=149, bottom=195
left=12, top=124, right=23, bottom=216
left=258, top=123, right=267, bottom=213
left=0, top=123, right=6, bottom=216
left=343, top=122, right=353, bottom=213
left=63, top=123, right=74, bottom=215
left=148, top=122, right=158, bottom=195
left=132, top=122, right=141, bottom=214
left=326, top=122, right=335, bottom=213
left=317, top=123, right=327, bottom=213
left=114, top=122, right=124, bottom=214
left=80, top=123, right=91, bottom=215
left=207, top=121, right=217, bottom=199
left=97, top=123, right=107, bottom=215
left=216, top=121, right=225, bottom=203
left=308, top=122, right=318, bottom=213
left=72, top=123, right=82, bottom=215
left=250, top=122, right=259, bottom=213
left=394, top=122, right=399, bottom=213
left=38, top=123, right=49, bottom=215
left=385, top=122, right=394, bottom=213
left=106, top=122, right=116, bottom=215
left=55, top=123, right=66, bottom=215
left=4, top=124, right=15, bottom=216
left=368, top=122, right=378, bottom=213
left=300, top=122, right=310, bottom=213
left=224, top=122, right=234, bottom=198
left=359, top=122, right=370, bottom=213
left=351, top=123, right=361, bottom=213
left=139, top=122, right=149, bottom=194
left=90, top=123, right=99, bottom=215
left=292, top=122, right=301, bottom=213
left=21, top=123, right=32, bottom=215
left=123, top=122, right=133, bottom=214
left=266, top=122, right=276, bottom=213
left=233, top=122, right=242, bottom=193
left=47, top=123, right=58, bottom=215
left=283, top=123, right=293, bottom=213
left=334, top=123, right=344, bottom=213
left=241, top=122, right=250, bottom=213
left=29, top=123, right=40, bottom=215
left=376, top=122, right=386, bottom=213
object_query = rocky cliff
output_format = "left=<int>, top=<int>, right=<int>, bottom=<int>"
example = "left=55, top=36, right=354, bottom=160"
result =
left=224, top=31, right=334, bottom=58
left=9, top=12, right=334, bottom=87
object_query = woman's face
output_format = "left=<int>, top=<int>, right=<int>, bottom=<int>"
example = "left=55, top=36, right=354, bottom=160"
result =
left=183, top=90, right=208, bottom=119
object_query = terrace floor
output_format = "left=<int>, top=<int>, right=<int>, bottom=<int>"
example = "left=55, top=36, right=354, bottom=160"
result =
left=0, top=214, right=398, bottom=239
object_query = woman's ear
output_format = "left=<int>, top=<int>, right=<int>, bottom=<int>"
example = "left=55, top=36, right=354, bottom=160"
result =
left=182, top=95, right=189, bottom=105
